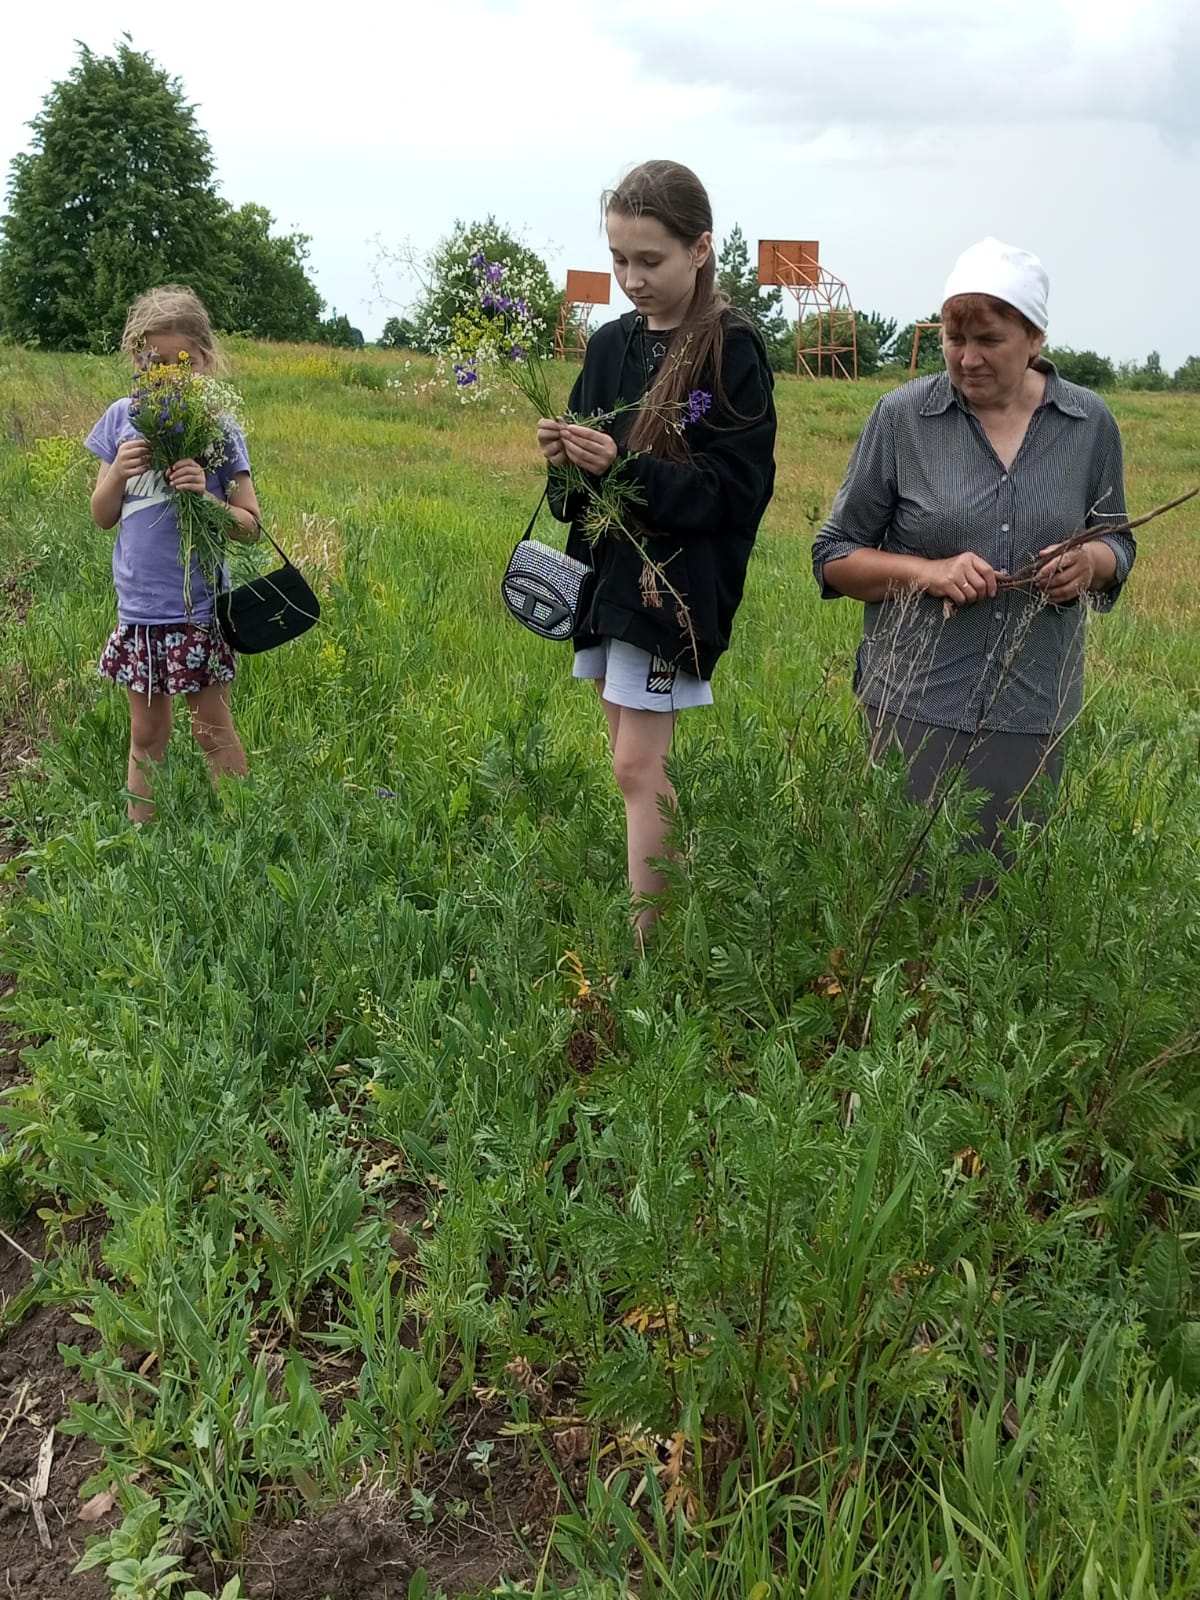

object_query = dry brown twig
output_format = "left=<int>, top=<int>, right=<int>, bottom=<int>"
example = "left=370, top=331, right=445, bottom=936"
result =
left=940, top=486, right=1199, bottom=619
left=996, top=486, right=1199, bottom=591
left=0, top=1228, right=41, bottom=1267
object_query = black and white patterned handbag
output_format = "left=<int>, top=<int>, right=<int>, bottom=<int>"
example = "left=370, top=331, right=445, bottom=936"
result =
left=502, top=486, right=595, bottom=641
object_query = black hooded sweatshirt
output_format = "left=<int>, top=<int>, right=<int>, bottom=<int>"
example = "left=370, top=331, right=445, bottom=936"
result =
left=548, top=309, right=776, bottom=680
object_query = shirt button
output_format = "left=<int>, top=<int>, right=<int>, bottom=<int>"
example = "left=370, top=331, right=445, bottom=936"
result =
left=1001, top=474, right=1009, bottom=482
left=994, top=611, right=1002, bottom=621
left=1000, top=522, right=1010, bottom=532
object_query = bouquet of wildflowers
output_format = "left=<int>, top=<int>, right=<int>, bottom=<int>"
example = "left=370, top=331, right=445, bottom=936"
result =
left=456, top=252, right=713, bottom=546
left=128, top=352, right=247, bottom=615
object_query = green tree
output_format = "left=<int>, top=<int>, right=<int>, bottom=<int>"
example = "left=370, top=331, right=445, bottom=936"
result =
left=318, top=311, right=364, bottom=348
left=716, top=225, right=791, bottom=361
left=859, top=309, right=897, bottom=367
left=0, top=39, right=232, bottom=351
left=832, top=309, right=898, bottom=378
left=787, top=308, right=899, bottom=378
left=1118, top=350, right=1167, bottom=392
left=409, top=217, right=559, bottom=357
left=1171, top=355, right=1200, bottom=391
left=220, top=203, right=323, bottom=343
left=1042, top=346, right=1117, bottom=389
left=378, top=315, right=421, bottom=350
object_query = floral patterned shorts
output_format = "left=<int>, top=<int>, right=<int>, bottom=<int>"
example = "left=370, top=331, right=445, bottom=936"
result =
left=98, top=622, right=236, bottom=698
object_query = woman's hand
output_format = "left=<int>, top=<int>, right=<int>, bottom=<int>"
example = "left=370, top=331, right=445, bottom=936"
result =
left=166, top=458, right=207, bottom=494
left=537, top=419, right=567, bottom=465
left=560, top=423, right=617, bottom=475
left=112, top=439, right=151, bottom=481
left=923, top=552, right=998, bottom=605
left=1036, top=540, right=1116, bottom=604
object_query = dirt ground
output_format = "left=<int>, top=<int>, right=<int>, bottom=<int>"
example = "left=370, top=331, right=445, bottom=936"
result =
left=0, top=1204, right=111, bottom=1599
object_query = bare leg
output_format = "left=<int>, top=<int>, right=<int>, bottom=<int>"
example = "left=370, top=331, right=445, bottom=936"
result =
left=188, top=683, right=248, bottom=783
left=593, top=679, right=621, bottom=750
left=609, top=702, right=677, bottom=939
left=126, top=689, right=175, bottom=822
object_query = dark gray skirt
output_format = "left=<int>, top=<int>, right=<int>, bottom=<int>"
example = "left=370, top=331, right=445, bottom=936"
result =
left=866, top=705, right=1064, bottom=857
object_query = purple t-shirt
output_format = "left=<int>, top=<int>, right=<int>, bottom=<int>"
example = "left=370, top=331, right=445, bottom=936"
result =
left=85, top=398, right=252, bottom=626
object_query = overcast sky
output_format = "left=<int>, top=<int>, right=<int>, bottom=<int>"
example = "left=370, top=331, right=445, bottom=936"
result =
left=3, top=0, right=1198, bottom=367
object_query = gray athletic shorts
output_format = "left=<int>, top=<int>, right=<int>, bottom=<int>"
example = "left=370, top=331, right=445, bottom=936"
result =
left=573, top=638, right=713, bottom=712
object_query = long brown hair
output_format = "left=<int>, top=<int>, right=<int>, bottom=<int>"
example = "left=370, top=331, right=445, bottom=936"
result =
left=604, top=161, right=732, bottom=462
left=121, top=285, right=225, bottom=372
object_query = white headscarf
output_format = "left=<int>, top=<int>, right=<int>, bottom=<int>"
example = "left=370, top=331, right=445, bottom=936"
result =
left=942, top=237, right=1049, bottom=331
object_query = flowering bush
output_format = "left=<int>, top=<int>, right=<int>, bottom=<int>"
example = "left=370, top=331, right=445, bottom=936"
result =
left=378, top=218, right=558, bottom=400
left=437, top=249, right=549, bottom=404
left=129, top=352, right=247, bottom=612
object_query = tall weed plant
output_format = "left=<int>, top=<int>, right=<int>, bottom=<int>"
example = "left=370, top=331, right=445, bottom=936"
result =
left=0, top=342, right=1197, bottom=1595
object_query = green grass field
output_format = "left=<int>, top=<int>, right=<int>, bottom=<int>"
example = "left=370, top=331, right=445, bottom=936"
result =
left=1, top=341, right=1198, bottom=1600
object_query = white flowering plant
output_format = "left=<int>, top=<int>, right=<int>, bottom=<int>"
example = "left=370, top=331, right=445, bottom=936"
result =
left=440, top=249, right=550, bottom=404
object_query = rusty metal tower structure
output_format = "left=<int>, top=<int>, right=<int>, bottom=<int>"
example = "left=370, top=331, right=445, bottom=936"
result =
left=757, top=240, right=859, bottom=380
left=554, top=269, right=611, bottom=362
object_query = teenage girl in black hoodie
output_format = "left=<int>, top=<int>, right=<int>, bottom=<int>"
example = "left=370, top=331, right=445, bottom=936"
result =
left=537, top=160, right=777, bottom=942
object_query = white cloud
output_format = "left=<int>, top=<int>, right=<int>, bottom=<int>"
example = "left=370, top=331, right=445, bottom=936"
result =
left=598, top=0, right=1200, bottom=137
left=2, top=0, right=1198, bottom=363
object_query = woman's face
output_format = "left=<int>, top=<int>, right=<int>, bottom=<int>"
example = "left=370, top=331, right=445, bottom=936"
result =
left=942, top=303, right=1043, bottom=406
left=607, top=211, right=711, bottom=330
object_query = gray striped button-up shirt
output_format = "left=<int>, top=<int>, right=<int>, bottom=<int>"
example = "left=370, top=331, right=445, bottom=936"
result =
left=812, top=363, right=1134, bottom=736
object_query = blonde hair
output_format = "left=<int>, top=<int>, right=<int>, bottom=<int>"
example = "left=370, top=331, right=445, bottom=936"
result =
left=121, top=285, right=225, bottom=371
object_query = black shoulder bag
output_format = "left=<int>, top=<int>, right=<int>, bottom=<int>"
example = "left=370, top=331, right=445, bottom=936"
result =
left=501, top=486, right=595, bottom=642
left=217, top=530, right=321, bottom=654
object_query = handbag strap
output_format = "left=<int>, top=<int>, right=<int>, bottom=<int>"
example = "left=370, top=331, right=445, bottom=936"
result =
left=257, top=526, right=295, bottom=566
left=521, top=485, right=550, bottom=543
left=214, top=522, right=295, bottom=599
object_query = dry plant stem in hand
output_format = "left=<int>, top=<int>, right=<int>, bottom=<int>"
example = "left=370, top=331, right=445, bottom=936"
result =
left=996, top=487, right=1199, bottom=590
left=940, top=485, right=1199, bottom=617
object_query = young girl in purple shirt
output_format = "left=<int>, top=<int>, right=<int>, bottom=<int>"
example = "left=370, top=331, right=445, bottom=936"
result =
left=85, top=287, right=262, bottom=821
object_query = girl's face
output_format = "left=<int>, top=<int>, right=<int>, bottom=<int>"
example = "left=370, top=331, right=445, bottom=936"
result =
left=607, top=211, right=711, bottom=330
left=139, top=328, right=212, bottom=374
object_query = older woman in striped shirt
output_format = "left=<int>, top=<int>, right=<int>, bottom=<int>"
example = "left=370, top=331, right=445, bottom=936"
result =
left=813, top=237, right=1135, bottom=858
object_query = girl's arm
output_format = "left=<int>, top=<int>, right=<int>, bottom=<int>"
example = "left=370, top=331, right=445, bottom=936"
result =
left=547, top=370, right=592, bottom=524
left=90, top=440, right=150, bottom=529
left=224, top=473, right=263, bottom=541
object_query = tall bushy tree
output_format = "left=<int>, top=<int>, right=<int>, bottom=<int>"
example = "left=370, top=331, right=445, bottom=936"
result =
left=221, top=204, right=324, bottom=343
left=1118, top=351, right=1168, bottom=392
left=378, top=315, right=420, bottom=350
left=852, top=310, right=896, bottom=377
left=0, top=40, right=232, bottom=351
left=318, top=311, right=364, bottom=349
left=796, top=310, right=862, bottom=378
left=409, top=218, right=559, bottom=358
